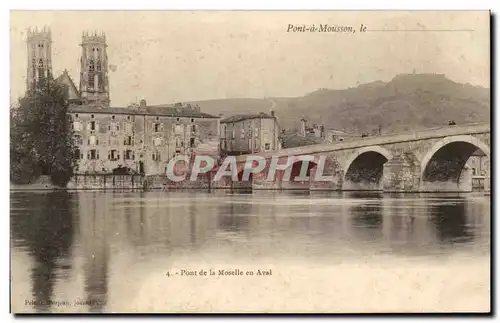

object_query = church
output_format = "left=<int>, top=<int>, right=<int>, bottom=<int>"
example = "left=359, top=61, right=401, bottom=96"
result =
left=26, top=27, right=221, bottom=175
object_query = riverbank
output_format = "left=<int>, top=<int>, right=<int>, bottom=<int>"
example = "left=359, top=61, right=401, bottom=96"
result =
left=11, top=175, right=490, bottom=193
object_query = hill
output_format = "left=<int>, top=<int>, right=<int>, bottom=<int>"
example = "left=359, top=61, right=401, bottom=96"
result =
left=186, top=73, right=490, bottom=134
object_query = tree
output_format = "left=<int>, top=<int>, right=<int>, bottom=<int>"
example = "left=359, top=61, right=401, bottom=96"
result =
left=10, top=76, right=78, bottom=187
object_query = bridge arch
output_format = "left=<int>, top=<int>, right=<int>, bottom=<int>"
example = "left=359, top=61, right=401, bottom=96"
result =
left=420, top=135, right=490, bottom=191
left=343, top=146, right=393, bottom=191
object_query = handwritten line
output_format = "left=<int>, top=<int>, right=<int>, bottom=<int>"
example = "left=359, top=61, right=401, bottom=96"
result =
left=367, top=29, right=474, bottom=32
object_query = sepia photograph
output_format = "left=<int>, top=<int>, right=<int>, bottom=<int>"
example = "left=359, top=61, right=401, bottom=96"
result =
left=9, top=10, right=491, bottom=314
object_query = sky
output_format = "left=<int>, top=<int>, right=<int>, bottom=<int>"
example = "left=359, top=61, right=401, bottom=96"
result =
left=10, top=11, right=490, bottom=107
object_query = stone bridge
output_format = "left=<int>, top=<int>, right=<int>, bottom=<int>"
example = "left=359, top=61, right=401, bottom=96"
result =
left=234, top=122, right=491, bottom=192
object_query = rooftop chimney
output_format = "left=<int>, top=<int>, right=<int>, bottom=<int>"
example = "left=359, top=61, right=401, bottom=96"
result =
left=300, top=117, right=307, bottom=137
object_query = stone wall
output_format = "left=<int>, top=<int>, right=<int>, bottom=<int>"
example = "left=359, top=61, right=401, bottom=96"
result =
left=10, top=175, right=57, bottom=190
left=382, top=152, right=421, bottom=192
left=67, top=174, right=144, bottom=190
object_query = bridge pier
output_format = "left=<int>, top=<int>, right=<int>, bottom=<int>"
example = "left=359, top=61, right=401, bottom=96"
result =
left=342, top=181, right=383, bottom=191
left=382, top=153, right=421, bottom=192
left=309, top=160, right=344, bottom=191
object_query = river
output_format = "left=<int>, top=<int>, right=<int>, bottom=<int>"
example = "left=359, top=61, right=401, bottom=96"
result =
left=10, top=190, right=491, bottom=313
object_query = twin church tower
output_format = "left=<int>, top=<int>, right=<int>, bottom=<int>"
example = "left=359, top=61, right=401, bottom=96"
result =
left=26, top=26, right=110, bottom=106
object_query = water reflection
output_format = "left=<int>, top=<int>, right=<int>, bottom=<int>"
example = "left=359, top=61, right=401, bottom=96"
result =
left=10, top=192, right=76, bottom=313
left=78, top=193, right=109, bottom=312
left=10, top=191, right=490, bottom=313
left=429, top=197, right=474, bottom=244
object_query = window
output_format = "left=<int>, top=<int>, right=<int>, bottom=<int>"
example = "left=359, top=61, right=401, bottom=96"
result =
left=191, top=118, right=194, bottom=123
left=174, top=124, right=184, bottom=135
left=90, top=121, right=96, bottom=131
left=38, top=59, right=44, bottom=81
left=74, top=134, right=83, bottom=145
left=190, top=138, right=195, bottom=147
left=240, top=129, right=245, bottom=139
left=152, top=151, right=161, bottom=161
left=108, top=150, right=120, bottom=161
left=176, top=118, right=180, bottom=122
left=110, top=122, right=120, bottom=132
left=156, top=117, right=159, bottom=121
left=472, top=168, right=477, bottom=176
left=232, top=130, right=235, bottom=139
left=124, top=123, right=133, bottom=134
left=75, top=114, right=79, bottom=118
left=92, top=137, right=99, bottom=145
left=154, top=137, right=162, bottom=147
left=154, top=123, right=161, bottom=132
left=248, top=129, right=253, bottom=137
left=254, top=128, right=259, bottom=137
left=112, top=115, right=115, bottom=120
left=124, top=136, right=133, bottom=146
left=265, top=143, right=270, bottom=150
left=74, top=149, right=81, bottom=159
left=89, top=149, right=99, bottom=160
left=176, top=137, right=182, bottom=148
left=127, top=116, right=131, bottom=120
left=91, top=115, right=94, bottom=119
left=73, top=121, right=83, bottom=132
left=88, top=59, right=95, bottom=88
left=124, top=150, right=134, bottom=160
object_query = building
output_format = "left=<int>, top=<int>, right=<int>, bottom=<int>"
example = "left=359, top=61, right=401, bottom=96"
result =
left=69, top=101, right=220, bottom=175
left=220, top=112, right=280, bottom=155
left=323, top=129, right=358, bottom=143
left=78, top=32, right=110, bottom=106
left=26, top=28, right=220, bottom=176
left=300, top=118, right=356, bottom=142
left=26, top=27, right=53, bottom=88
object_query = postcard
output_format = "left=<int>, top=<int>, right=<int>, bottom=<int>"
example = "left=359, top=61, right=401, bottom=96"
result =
left=9, top=10, right=491, bottom=314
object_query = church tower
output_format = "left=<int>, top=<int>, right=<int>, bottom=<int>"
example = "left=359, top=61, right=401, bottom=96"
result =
left=79, top=31, right=110, bottom=107
left=26, top=26, right=52, bottom=90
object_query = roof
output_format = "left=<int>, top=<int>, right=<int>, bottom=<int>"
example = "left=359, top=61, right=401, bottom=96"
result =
left=56, top=70, right=80, bottom=101
left=324, top=129, right=354, bottom=135
left=309, top=125, right=356, bottom=136
left=221, top=112, right=274, bottom=123
left=281, top=133, right=325, bottom=149
left=68, top=104, right=219, bottom=118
